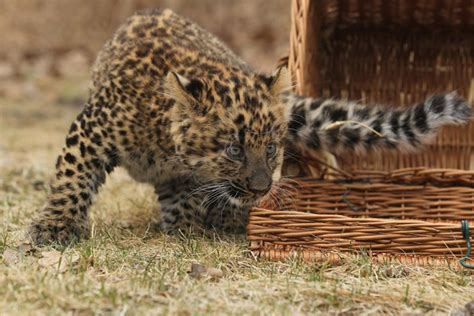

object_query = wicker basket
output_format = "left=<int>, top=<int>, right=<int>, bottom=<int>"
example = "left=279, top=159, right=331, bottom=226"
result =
left=248, top=1, right=474, bottom=266
left=248, top=167, right=474, bottom=266
left=288, top=0, right=474, bottom=171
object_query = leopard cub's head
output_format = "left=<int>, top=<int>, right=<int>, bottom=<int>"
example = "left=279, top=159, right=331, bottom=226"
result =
left=166, top=67, right=291, bottom=207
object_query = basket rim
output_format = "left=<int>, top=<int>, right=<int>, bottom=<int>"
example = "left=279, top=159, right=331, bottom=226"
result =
left=290, top=158, right=474, bottom=186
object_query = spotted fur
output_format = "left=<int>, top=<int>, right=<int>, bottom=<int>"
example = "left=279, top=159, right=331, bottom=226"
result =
left=284, top=93, right=471, bottom=156
left=28, top=9, right=472, bottom=245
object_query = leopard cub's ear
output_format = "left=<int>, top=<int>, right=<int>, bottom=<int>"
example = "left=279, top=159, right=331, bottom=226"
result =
left=164, top=71, right=206, bottom=107
left=261, top=66, right=292, bottom=97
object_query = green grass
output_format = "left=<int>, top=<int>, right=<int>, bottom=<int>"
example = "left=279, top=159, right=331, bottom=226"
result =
left=0, top=85, right=473, bottom=315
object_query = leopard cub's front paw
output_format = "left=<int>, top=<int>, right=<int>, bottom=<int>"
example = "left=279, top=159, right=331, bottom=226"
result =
left=28, top=218, right=89, bottom=246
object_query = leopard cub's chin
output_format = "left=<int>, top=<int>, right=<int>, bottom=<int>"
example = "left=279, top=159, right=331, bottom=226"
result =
left=226, top=193, right=266, bottom=209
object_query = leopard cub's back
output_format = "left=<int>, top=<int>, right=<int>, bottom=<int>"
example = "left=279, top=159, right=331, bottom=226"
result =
left=91, top=8, right=249, bottom=91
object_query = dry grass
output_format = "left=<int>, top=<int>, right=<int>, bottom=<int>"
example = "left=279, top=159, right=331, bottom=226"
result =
left=0, top=79, right=473, bottom=315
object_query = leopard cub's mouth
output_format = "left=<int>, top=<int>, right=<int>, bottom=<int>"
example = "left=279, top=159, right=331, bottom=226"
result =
left=226, top=182, right=269, bottom=207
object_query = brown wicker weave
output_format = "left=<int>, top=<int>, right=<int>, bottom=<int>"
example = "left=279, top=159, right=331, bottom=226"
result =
left=248, top=168, right=474, bottom=266
left=288, top=0, right=474, bottom=171
left=248, top=1, right=474, bottom=267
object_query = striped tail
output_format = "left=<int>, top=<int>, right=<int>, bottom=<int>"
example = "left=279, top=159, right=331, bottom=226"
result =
left=284, top=92, right=472, bottom=155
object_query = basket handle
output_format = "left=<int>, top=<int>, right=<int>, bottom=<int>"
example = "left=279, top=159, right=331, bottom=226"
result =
left=459, top=220, right=474, bottom=269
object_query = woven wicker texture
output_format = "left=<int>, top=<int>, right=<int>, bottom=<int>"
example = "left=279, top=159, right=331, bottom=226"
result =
left=288, top=0, right=474, bottom=171
left=248, top=168, right=474, bottom=265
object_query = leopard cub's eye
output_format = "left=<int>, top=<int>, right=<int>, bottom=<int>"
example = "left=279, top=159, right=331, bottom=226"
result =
left=226, top=144, right=244, bottom=160
left=266, top=142, right=277, bottom=157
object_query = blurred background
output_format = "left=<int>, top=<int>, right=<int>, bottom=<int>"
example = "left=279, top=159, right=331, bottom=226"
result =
left=0, top=0, right=290, bottom=103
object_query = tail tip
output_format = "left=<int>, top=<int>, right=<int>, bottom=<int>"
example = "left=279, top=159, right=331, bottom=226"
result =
left=429, top=92, right=472, bottom=124
left=447, top=92, right=472, bottom=123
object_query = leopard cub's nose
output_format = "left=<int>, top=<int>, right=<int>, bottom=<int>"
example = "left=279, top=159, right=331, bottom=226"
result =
left=246, top=173, right=272, bottom=195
